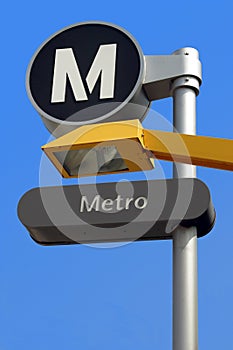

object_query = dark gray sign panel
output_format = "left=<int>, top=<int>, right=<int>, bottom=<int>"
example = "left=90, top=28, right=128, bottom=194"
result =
left=17, top=179, right=215, bottom=245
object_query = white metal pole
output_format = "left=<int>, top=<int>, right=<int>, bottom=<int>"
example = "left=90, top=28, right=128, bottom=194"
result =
left=171, top=48, right=201, bottom=350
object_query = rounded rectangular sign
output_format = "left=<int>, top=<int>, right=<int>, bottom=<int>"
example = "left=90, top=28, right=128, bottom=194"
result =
left=17, top=179, right=215, bottom=245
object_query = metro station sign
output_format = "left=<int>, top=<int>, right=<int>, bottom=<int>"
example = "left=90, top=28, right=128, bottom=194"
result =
left=26, top=22, right=149, bottom=136
left=18, top=20, right=231, bottom=246
left=18, top=179, right=215, bottom=245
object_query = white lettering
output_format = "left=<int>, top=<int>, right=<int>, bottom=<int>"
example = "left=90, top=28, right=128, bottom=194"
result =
left=134, top=196, right=147, bottom=209
left=115, top=195, right=124, bottom=211
left=51, top=48, right=88, bottom=103
left=51, top=44, right=117, bottom=103
left=80, top=195, right=148, bottom=212
left=125, top=197, right=134, bottom=210
left=86, top=44, right=117, bottom=99
left=101, top=198, right=113, bottom=211
left=80, top=195, right=100, bottom=212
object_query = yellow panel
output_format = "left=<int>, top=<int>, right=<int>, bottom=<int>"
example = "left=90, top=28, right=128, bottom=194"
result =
left=144, top=129, right=233, bottom=171
left=42, top=119, right=233, bottom=177
left=42, top=119, right=144, bottom=150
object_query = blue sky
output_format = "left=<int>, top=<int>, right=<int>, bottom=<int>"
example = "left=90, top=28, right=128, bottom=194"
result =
left=1, top=1, right=233, bottom=349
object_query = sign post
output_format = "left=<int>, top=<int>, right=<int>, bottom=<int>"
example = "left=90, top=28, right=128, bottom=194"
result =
left=19, top=21, right=233, bottom=350
left=171, top=48, right=200, bottom=350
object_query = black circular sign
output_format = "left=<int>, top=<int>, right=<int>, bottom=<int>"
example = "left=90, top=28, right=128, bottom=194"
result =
left=27, top=22, right=144, bottom=127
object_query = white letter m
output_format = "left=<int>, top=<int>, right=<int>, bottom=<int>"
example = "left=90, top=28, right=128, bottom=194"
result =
left=51, top=44, right=117, bottom=103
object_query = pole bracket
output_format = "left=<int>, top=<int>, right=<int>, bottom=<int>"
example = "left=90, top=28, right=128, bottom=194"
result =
left=143, top=47, right=202, bottom=100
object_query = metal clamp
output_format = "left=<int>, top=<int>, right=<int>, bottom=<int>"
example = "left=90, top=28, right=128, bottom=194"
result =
left=143, top=47, right=202, bottom=100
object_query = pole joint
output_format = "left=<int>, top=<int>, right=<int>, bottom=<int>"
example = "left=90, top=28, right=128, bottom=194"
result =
left=143, top=47, right=202, bottom=100
left=170, top=75, right=200, bottom=95
left=170, top=47, right=201, bottom=96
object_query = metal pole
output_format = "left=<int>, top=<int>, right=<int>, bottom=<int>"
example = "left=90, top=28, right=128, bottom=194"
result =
left=171, top=48, right=201, bottom=350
